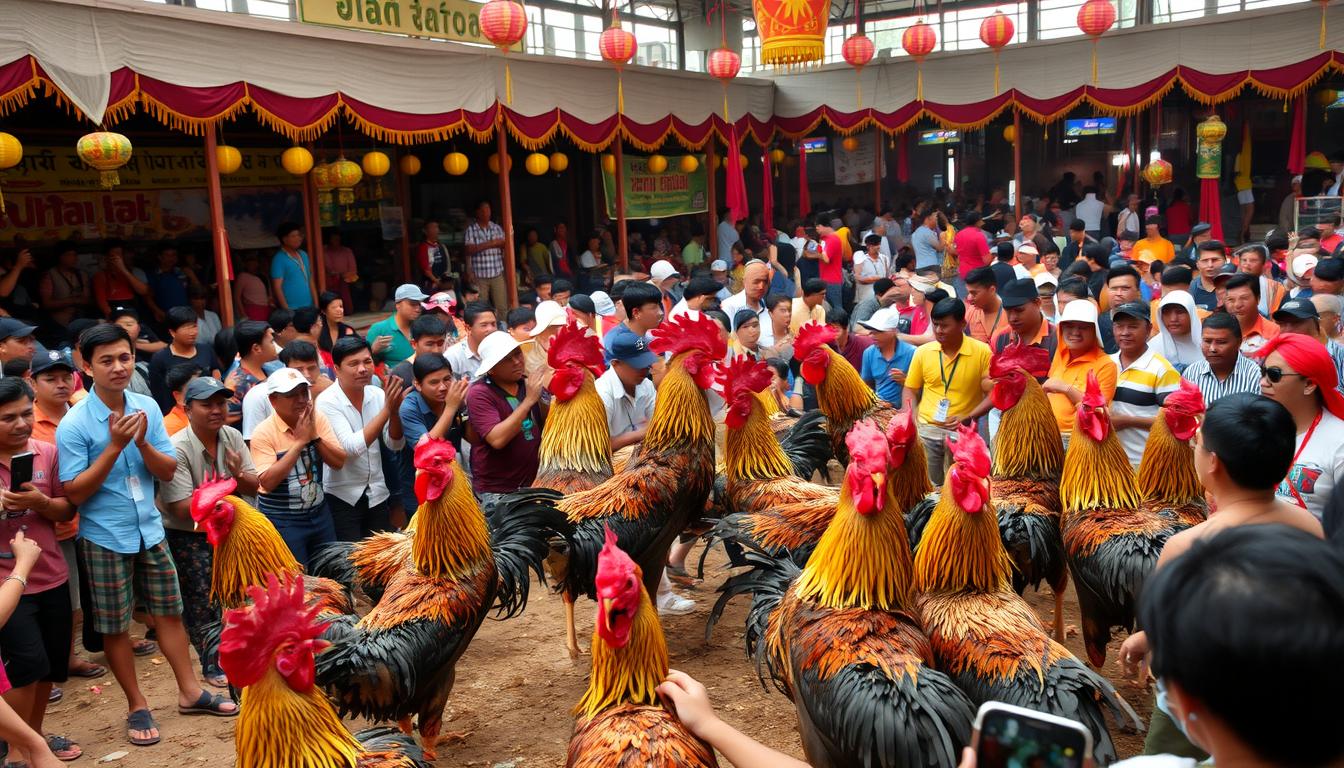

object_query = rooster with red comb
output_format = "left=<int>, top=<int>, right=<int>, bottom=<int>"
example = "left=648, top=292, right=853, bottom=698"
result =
left=1136, top=378, right=1209, bottom=527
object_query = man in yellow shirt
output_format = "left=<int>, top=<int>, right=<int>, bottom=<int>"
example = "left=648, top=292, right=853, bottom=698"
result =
left=902, top=297, right=992, bottom=485
left=790, top=279, right=828, bottom=333
left=1044, top=299, right=1118, bottom=448
left=1131, top=215, right=1175, bottom=274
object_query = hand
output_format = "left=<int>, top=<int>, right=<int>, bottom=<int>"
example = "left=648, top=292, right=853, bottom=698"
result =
left=1119, top=631, right=1150, bottom=683
left=656, top=669, right=720, bottom=739
left=371, top=335, right=392, bottom=354
left=957, top=747, right=977, bottom=768
left=940, top=413, right=967, bottom=428
left=1041, top=377, right=1070, bottom=396
left=152, top=307, right=166, bottom=323
left=888, top=368, right=906, bottom=384
left=1, top=484, right=47, bottom=515
left=444, top=377, right=470, bottom=413
left=382, top=376, right=407, bottom=412
left=224, top=368, right=243, bottom=390
left=224, top=449, right=244, bottom=478
left=109, top=411, right=142, bottom=448
left=133, top=410, right=149, bottom=446
left=291, top=404, right=316, bottom=444
left=14, top=249, right=33, bottom=271
left=9, top=530, right=40, bottom=574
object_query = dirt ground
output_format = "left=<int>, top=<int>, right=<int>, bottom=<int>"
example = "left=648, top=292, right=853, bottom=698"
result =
left=46, top=538, right=1153, bottom=767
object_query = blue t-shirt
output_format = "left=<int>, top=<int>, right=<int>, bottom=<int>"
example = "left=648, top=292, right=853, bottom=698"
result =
left=912, top=226, right=942, bottom=270
left=860, top=341, right=916, bottom=405
left=148, top=268, right=190, bottom=311
left=271, top=249, right=315, bottom=309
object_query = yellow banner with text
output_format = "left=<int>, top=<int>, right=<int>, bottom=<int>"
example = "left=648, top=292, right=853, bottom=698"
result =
left=297, top=0, right=519, bottom=49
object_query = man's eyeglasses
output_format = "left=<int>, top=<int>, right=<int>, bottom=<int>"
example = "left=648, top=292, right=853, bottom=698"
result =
left=1259, top=365, right=1307, bottom=383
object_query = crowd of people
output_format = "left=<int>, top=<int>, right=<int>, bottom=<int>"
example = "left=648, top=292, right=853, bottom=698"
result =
left=0, top=164, right=1342, bottom=766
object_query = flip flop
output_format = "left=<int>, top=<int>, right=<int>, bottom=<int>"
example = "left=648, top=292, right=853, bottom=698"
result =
left=45, top=735, right=81, bottom=762
left=203, top=671, right=229, bottom=689
left=177, top=690, right=238, bottom=717
left=68, top=660, right=106, bottom=678
left=132, top=639, right=158, bottom=657
left=126, top=709, right=160, bottom=747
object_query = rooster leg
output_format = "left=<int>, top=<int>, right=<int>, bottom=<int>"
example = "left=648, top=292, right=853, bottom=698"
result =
left=397, top=716, right=414, bottom=736
left=564, top=591, right=582, bottom=660
left=1052, top=587, right=1066, bottom=643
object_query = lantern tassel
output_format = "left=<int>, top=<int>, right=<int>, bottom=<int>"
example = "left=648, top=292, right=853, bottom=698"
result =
left=1091, top=41, right=1098, bottom=84
left=505, top=60, right=514, bottom=105
left=916, top=66, right=924, bottom=102
left=99, top=170, right=120, bottom=190
left=721, top=83, right=730, bottom=121
left=993, top=52, right=1001, bottom=95
left=856, top=71, right=863, bottom=108
left=1321, top=0, right=1328, bottom=49
left=617, top=73, right=625, bottom=115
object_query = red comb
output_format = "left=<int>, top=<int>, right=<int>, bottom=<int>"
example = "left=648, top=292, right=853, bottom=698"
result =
left=989, top=340, right=1052, bottom=379
left=596, top=525, right=636, bottom=580
left=883, top=410, right=917, bottom=465
left=191, top=474, right=238, bottom=525
left=648, top=312, right=727, bottom=360
left=718, top=355, right=772, bottom=429
left=219, top=573, right=330, bottom=690
left=846, top=419, right=890, bottom=471
left=548, top=321, right=606, bottom=402
left=950, top=423, right=991, bottom=477
left=1082, top=370, right=1106, bottom=408
left=793, top=322, right=837, bottom=360
left=1164, top=378, right=1205, bottom=416
left=948, top=423, right=992, bottom=512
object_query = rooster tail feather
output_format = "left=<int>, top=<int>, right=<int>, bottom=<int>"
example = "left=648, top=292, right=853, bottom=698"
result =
left=316, top=620, right=460, bottom=722
left=904, top=495, right=938, bottom=553
left=781, top=409, right=834, bottom=480
left=707, top=535, right=801, bottom=694
left=309, top=541, right=358, bottom=590
left=997, top=503, right=1067, bottom=595
left=352, top=725, right=433, bottom=767
left=486, top=487, right=570, bottom=619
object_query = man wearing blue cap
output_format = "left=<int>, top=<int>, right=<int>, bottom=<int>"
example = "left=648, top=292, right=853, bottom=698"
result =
left=596, top=326, right=657, bottom=452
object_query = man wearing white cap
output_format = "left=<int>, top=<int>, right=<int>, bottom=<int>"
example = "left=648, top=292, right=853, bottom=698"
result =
left=366, top=284, right=428, bottom=368
left=465, top=331, right=549, bottom=506
left=590, top=291, right=619, bottom=337
left=709, top=260, right=732, bottom=303
left=648, top=260, right=682, bottom=316
left=522, top=300, right=568, bottom=381
left=857, top=307, right=916, bottom=406
left=1043, top=299, right=1118, bottom=447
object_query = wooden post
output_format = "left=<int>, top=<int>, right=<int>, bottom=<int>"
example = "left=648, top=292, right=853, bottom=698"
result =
left=396, top=149, right=413, bottom=284
left=707, top=140, right=718, bottom=261
left=497, top=125, right=518, bottom=308
left=1012, top=110, right=1023, bottom=221
left=203, top=131, right=234, bottom=327
left=304, top=169, right=326, bottom=294
left=873, top=129, right=882, bottom=212
left=613, top=136, right=629, bottom=272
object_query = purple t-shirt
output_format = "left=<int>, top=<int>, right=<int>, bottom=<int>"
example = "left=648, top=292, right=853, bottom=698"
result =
left=837, top=334, right=875, bottom=373
left=465, top=378, right=545, bottom=493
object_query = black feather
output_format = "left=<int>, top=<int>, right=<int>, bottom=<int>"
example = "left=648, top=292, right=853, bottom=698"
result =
left=997, top=504, right=1068, bottom=595
left=309, top=540, right=388, bottom=604
left=706, top=536, right=802, bottom=696
left=485, top=487, right=570, bottom=618
left=780, top=409, right=834, bottom=481
left=353, top=725, right=433, bottom=767
left=904, top=495, right=939, bottom=552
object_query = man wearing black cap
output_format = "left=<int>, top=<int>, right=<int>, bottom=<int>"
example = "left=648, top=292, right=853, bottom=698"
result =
left=1312, top=258, right=1344, bottom=297
left=1110, top=301, right=1182, bottom=467
left=1273, top=299, right=1344, bottom=394
left=1178, top=222, right=1213, bottom=263
left=0, top=317, right=38, bottom=371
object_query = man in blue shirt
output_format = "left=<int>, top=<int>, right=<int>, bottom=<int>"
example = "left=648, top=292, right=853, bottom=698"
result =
left=857, top=307, right=916, bottom=406
left=398, top=354, right=469, bottom=515
left=57, top=323, right=236, bottom=747
left=271, top=222, right=317, bottom=310
left=911, top=209, right=946, bottom=270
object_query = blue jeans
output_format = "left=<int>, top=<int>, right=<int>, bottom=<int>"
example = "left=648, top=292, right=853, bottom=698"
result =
left=269, top=505, right=337, bottom=569
left=824, top=282, right=843, bottom=313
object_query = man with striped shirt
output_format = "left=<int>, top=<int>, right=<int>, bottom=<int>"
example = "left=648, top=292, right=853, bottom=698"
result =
left=1180, top=311, right=1262, bottom=407
left=1109, top=301, right=1182, bottom=467
left=464, top=199, right=508, bottom=316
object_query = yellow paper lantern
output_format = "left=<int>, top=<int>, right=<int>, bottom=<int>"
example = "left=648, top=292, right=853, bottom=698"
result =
left=330, top=157, right=363, bottom=205
left=525, top=152, right=550, bottom=176
left=647, top=154, right=668, bottom=174
left=601, top=153, right=617, bottom=175
left=312, top=162, right=334, bottom=205
left=1316, top=89, right=1340, bottom=108
left=769, top=148, right=786, bottom=164
left=399, top=154, right=422, bottom=176
left=710, top=154, right=722, bottom=171
left=738, top=154, right=749, bottom=170
left=76, top=131, right=133, bottom=189
left=1002, top=125, right=1016, bottom=144
left=361, top=151, right=391, bottom=178
left=444, top=152, right=470, bottom=176
left=549, top=152, right=569, bottom=173
left=841, top=136, right=860, bottom=152
left=678, top=155, right=699, bottom=173
left=281, top=147, right=314, bottom=175
left=0, top=132, right=21, bottom=214
left=215, top=145, right=242, bottom=175
left=488, top=152, right=512, bottom=174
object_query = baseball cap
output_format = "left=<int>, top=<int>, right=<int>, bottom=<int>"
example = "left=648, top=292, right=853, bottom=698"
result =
left=1291, top=254, right=1319, bottom=282
left=1000, top=277, right=1040, bottom=308
left=1057, top=297, right=1101, bottom=337
left=394, top=284, right=430, bottom=303
left=1033, top=271, right=1059, bottom=289
left=1016, top=243, right=1039, bottom=257
left=858, top=306, right=903, bottom=332
left=1190, top=222, right=1213, bottom=237
left=1111, top=301, right=1150, bottom=322
left=607, top=325, right=657, bottom=368
left=567, top=294, right=596, bottom=316
left=710, top=260, right=729, bottom=272
left=30, top=349, right=74, bottom=376
left=591, top=291, right=617, bottom=317
left=649, top=260, right=681, bottom=283
left=184, top=376, right=234, bottom=401
left=0, top=317, right=38, bottom=341
left=422, top=291, right=456, bottom=312
left=265, top=367, right=309, bottom=395
left=1314, top=258, right=1344, bottom=282
left=1272, top=298, right=1320, bottom=322
left=530, top=300, right=567, bottom=337
left=1212, top=262, right=1240, bottom=284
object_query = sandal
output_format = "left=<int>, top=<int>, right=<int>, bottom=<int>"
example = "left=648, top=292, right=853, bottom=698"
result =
left=177, top=690, right=238, bottom=717
left=126, top=709, right=161, bottom=747
left=132, top=639, right=158, bottom=657
left=47, top=687, right=62, bottom=703
left=665, top=565, right=699, bottom=588
left=203, top=670, right=229, bottom=689
left=45, top=735, right=81, bottom=762
left=68, top=659, right=106, bottom=678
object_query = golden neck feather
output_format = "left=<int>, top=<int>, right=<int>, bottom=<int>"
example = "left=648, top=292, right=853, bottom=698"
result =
left=1136, top=413, right=1203, bottom=504
left=890, top=440, right=934, bottom=511
left=794, top=475, right=914, bottom=611
left=643, top=356, right=714, bottom=450
left=412, top=462, right=493, bottom=579
left=914, top=492, right=1013, bottom=594
left=539, top=373, right=612, bottom=477
left=1060, top=429, right=1143, bottom=511
left=574, top=591, right=668, bottom=720
left=992, top=378, right=1065, bottom=479
left=816, top=349, right=877, bottom=429
left=725, top=398, right=794, bottom=482
left=213, top=497, right=302, bottom=608
left=234, top=669, right=362, bottom=768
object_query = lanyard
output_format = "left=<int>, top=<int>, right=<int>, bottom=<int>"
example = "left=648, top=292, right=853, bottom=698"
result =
left=1286, top=410, right=1324, bottom=509
left=938, top=349, right=961, bottom=393
left=984, top=304, right=1003, bottom=339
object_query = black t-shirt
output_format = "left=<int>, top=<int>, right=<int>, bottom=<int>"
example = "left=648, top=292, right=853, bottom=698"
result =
left=148, top=342, right=219, bottom=414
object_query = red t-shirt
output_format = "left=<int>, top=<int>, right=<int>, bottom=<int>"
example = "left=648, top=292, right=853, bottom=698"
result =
left=1165, top=200, right=1193, bottom=235
left=954, top=226, right=990, bottom=278
left=820, top=234, right=844, bottom=284
left=0, top=439, right=67, bottom=594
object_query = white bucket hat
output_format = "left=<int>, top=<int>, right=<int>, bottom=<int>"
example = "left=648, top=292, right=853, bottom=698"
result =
left=474, top=331, right=522, bottom=380
left=529, top=300, right=568, bottom=337
left=1057, top=296, right=1101, bottom=338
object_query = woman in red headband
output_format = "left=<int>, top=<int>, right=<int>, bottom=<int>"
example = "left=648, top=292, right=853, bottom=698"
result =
left=1257, top=333, right=1344, bottom=521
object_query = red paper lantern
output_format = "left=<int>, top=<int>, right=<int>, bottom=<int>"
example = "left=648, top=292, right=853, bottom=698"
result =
left=979, top=11, right=1014, bottom=94
left=599, top=21, right=638, bottom=114
left=1077, top=0, right=1115, bottom=83
left=707, top=48, right=742, bottom=120
left=480, top=0, right=527, bottom=104
left=902, top=20, right=937, bottom=100
left=842, top=33, right=875, bottom=68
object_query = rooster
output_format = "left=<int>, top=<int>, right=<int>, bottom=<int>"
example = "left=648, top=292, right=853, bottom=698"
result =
left=566, top=529, right=717, bottom=768
left=793, top=321, right=903, bottom=465
left=1060, top=372, right=1189, bottom=668
left=982, top=341, right=1069, bottom=640
left=913, top=425, right=1141, bottom=765
left=1135, top=378, right=1208, bottom=527
left=219, top=573, right=429, bottom=768
left=715, top=421, right=975, bottom=768
left=315, top=436, right=559, bottom=760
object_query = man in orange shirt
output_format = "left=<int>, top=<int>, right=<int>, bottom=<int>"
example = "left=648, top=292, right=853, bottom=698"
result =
left=964, top=266, right=1010, bottom=344
left=161, top=363, right=202, bottom=436
left=1044, top=299, right=1118, bottom=448
left=1131, top=215, right=1175, bottom=274
left=1223, top=273, right=1279, bottom=356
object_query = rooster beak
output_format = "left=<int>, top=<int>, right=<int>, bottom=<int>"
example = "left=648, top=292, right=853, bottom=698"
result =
left=871, top=472, right=886, bottom=490
left=600, top=598, right=614, bottom=632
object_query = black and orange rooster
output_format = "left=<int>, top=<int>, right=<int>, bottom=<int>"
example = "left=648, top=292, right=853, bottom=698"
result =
left=716, top=420, right=975, bottom=768
left=1060, top=372, right=1189, bottom=668
left=315, top=436, right=559, bottom=760
left=566, top=529, right=717, bottom=768
left=913, top=425, right=1141, bottom=765
left=219, top=573, right=429, bottom=768
left=1135, top=378, right=1208, bottom=527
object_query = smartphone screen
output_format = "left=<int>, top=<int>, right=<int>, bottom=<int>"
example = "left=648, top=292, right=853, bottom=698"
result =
left=9, top=451, right=33, bottom=493
left=976, top=706, right=1088, bottom=768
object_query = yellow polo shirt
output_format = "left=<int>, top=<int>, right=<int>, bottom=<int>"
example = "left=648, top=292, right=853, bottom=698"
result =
left=1047, top=346, right=1118, bottom=433
left=905, top=337, right=993, bottom=425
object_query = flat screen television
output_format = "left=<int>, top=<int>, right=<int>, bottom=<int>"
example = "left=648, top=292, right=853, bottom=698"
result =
left=918, top=130, right=960, bottom=145
left=1063, top=117, right=1117, bottom=136
left=800, top=137, right=828, bottom=153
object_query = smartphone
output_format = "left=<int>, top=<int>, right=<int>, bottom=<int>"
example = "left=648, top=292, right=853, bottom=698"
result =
left=9, top=451, right=33, bottom=493
left=972, top=702, right=1092, bottom=768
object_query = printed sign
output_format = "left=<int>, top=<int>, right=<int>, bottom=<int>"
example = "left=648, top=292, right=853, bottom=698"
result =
left=297, top=0, right=520, bottom=48
left=833, top=131, right=887, bottom=186
left=601, top=155, right=708, bottom=220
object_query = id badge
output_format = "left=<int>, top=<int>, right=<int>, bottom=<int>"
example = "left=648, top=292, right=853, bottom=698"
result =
left=127, top=475, right=145, bottom=502
left=934, top=398, right=951, bottom=423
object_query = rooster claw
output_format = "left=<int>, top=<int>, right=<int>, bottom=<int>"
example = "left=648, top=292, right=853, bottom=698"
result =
left=440, top=730, right=470, bottom=745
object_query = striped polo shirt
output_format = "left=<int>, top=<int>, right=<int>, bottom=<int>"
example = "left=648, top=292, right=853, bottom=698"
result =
left=1110, top=349, right=1182, bottom=466
left=1180, top=355, right=1262, bottom=408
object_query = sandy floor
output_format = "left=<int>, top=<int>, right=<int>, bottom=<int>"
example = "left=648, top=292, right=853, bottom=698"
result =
left=44, top=540, right=1152, bottom=767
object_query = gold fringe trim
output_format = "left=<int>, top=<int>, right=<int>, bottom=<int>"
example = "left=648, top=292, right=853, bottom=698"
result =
left=140, top=91, right=249, bottom=137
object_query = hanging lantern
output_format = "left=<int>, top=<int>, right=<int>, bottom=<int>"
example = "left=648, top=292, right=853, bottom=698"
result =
left=841, top=33, right=876, bottom=106
left=738, top=154, right=749, bottom=170
left=1076, top=0, right=1116, bottom=84
left=769, top=148, right=787, bottom=164
left=329, top=157, right=363, bottom=205
left=752, top=0, right=830, bottom=66
left=76, top=131, right=133, bottom=189
left=979, top=11, right=1015, bottom=95
left=281, top=147, right=314, bottom=175
left=488, top=152, right=512, bottom=174
left=549, top=152, right=569, bottom=173
left=480, top=0, right=528, bottom=103
left=0, top=132, right=21, bottom=213
left=313, top=163, right=335, bottom=205
left=1316, top=89, right=1340, bottom=108
left=647, top=154, right=668, bottom=174
left=361, top=150, right=391, bottom=195
left=215, top=145, right=242, bottom=175
left=902, top=20, right=937, bottom=101
left=841, top=136, right=860, bottom=152
left=399, top=154, right=421, bottom=176
left=444, top=152, right=470, bottom=176
left=1195, top=115, right=1226, bottom=179
left=599, top=20, right=638, bottom=114
left=1002, top=125, right=1016, bottom=144
left=707, top=47, right=742, bottom=120
left=678, top=155, right=699, bottom=173
left=524, top=152, right=550, bottom=176
left=602, top=153, right=617, bottom=175
left=1142, top=158, right=1173, bottom=186
left=710, top=153, right=722, bottom=171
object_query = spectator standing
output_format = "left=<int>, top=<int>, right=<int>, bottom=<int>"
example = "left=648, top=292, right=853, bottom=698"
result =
left=681, top=229, right=706, bottom=269
left=596, top=326, right=657, bottom=451
left=911, top=209, right=946, bottom=272
left=91, top=240, right=151, bottom=318
left=1061, top=219, right=1094, bottom=270
left=1223, top=273, right=1280, bottom=356
left=317, top=337, right=407, bottom=541
left=603, top=283, right=664, bottom=360
left=466, top=332, right=548, bottom=506
left=464, top=200, right=509, bottom=314
left=826, top=307, right=873, bottom=372
left=1073, top=187, right=1109, bottom=238
left=317, top=290, right=359, bottom=357
left=416, top=220, right=450, bottom=290
left=1191, top=240, right=1226, bottom=311
left=1109, top=302, right=1182, bottom=467
left=1044, top=299, right=1118, bottom=447
left=649, top=260, right=683, bottom=316
left=964, top=267, right=1009, bottom=344
left=1272, top=299, right=1344, bottom=389
left=1237, top=244, right=1286, bottom=317
left=146, top=245, right=194, bottom=314
left=444, top=301, right=498, bottom=382
left=854, top=235, right=885, bottom=307
left=148, top=306, right=220, bottom=415
left=161, top=363, right=200, bottom=436
left=389, top=314, right=449, bottom=387
left=814, top=221, right=847, bottom=309
left=366, top=284, right=428, bottom=368
left=242, top=342, right=331, bottom=439
left=233, top=251, right=272, bottom=322
left=38, top=241, right=91, bottom=331
left=1257, top=333, right=1344, bottom=521
left=322, top=231, right=357, bottom=311
left=56, top=324, right=236, bottom=746
left=790, top=279, right=828, bottom=332
left=549, top=222, right=573, bottom=279
left=188, top=286, right=221, bottom=346
left=709, top=260, right=733, bottom=303
left=1179, top=312, right=1261, bottom=406
left=716, top=209, right=740, bottom=260
left=720, top=261, right=775, bottom=347
left=398, top=355, right=469, bottom=514
left=857, top=308, right=915, bottom=406
left=1149, top=290, right=1205, bottom=373
left=270, top=223, right=317, bottom=311
left=1131, top=216, right=1175, bottom=273
left=224, top=319, right=276, bottom=425
left=669, top=276, right=719, bottom=320
left=954, top=211, right=991, bottom=288
left=764, top=293, right=794, bottom=361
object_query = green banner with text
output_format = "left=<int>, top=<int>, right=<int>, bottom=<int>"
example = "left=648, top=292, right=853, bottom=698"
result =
left=602, top=155, right=708, bottom=220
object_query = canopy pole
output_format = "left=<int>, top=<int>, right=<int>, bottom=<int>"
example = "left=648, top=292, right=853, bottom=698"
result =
left=614, top=136, right=629, bottom=273
left=203, top=130, right=234, bottom=327
left=873, top=130, right=882, bottom=212
left=304, top=165, right=326, bottom=294
left=707, top=141, right=719, bottom=261
left=396, top=149, right=413, bottom=284
left=497, top=125, right=518, bottom=308
left=1012, top=110, right=1022, bottom=221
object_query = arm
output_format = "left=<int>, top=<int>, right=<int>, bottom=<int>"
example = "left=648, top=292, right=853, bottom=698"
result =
left=1110, top=413, right=1155, bottom=431
left=430, top=379, right=470, bottom=441
left=477, top=385, right=543, bottom=450
left=93, top=273, right=112, bottom=317
left=312, top=412, right=347, bottom=470
left=0, top=250, right=31, bottom=298
left=63, top=413, right=140, bottom=505
left=137, top=412, right=178, bottom=482
left=271, top=278, right=290, bottom=309
left=611, top=428, right=646, bottom=451
left=657, top=671, right=811, bottom=768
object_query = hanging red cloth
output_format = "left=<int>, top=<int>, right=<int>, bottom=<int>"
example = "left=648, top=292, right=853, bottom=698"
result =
left=1199, top=178, right=1224, bottom=241
left=725, top=126, right=749, bottom=223
left=1288, top=95, right=1307, bottom=175
left=896, top=132, right=909, bottom=183
left=762, top=150, right=775, bottom=236
left=798, top=142, right=811, bottom=215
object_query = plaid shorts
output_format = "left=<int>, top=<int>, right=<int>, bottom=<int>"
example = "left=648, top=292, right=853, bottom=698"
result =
left=78, top=538, right=183, bottom=635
